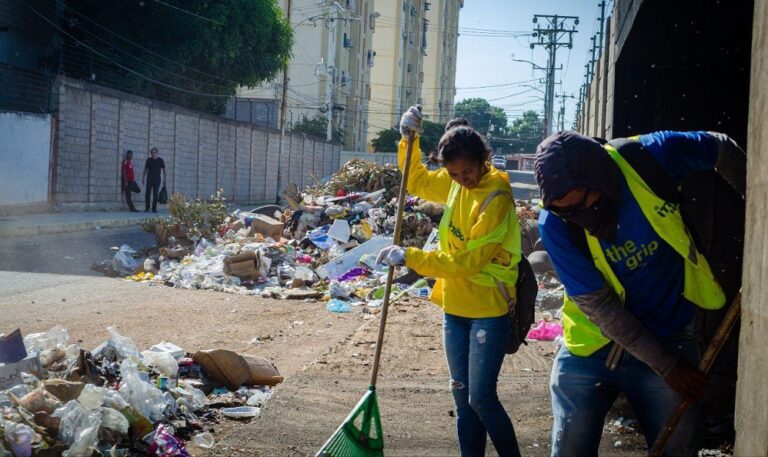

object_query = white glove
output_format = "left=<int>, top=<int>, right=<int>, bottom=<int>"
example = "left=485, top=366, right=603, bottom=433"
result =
left=399, top=105, right=423, bottom=136
left=376, top=245, right=406, bottom=266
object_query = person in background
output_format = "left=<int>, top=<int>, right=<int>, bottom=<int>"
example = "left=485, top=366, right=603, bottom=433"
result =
left=142, top=147, right=166, bottom=213
left=534, top=130, right=746, bottom=456
left=121, top=150, right=138, bottom=212
left=376, top=106, right=523, bottom=457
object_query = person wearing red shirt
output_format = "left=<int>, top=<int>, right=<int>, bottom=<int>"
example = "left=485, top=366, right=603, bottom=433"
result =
left=121, top=150, right=139, bottom=212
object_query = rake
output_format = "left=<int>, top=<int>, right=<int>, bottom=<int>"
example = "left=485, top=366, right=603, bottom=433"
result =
left=316, top=129, right=418, bottom=457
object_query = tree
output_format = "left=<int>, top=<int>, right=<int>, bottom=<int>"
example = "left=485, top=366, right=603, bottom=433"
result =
left=504, top=110, right=544, bottom=154
left=454, top=98, right=508, bottom=135
left=292, top=115, right=343, bottom=143
left=62, top=0, right=293, bottom=113
left=370, top=119, right=445, bottom=156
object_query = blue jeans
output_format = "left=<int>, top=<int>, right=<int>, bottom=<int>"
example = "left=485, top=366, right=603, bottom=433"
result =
left=550, top=333, right=701, bottom=457
left=444, top=313, right=521, bottom=457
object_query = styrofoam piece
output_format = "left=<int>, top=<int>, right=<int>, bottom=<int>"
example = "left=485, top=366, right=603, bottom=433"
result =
left=316, top=236, right=393, bottom=280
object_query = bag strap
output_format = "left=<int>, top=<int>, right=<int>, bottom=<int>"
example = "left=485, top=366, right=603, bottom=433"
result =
left=477, top=189, right=518, bottom=311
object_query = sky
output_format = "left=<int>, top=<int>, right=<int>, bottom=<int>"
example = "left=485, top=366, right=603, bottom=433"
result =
left=455, top=0, right=607, bottom=129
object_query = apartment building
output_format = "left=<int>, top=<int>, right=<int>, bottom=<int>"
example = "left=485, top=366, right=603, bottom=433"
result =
left=365, top=0, right=461, bottom=150
left=421, top=0, right=462, bottom=123
left=235, top=0, right=374, bottom=151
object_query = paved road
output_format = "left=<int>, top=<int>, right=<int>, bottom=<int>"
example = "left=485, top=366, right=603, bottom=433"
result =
left=0, top=225, right=155, bottom=276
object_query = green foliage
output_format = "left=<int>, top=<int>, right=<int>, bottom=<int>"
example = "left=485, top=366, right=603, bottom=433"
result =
left=63, top=0, right=293, bottom=114
left=371, top=128, right=401, bottom=153
left=504, top=110, right=544, bottom=154
left=454, top=98, right=508, bottom=135
left=370, top=120, right=445, bottom=156
left=291, top=115, right=343, bottom=143
left=142, top=190, right=229, bottom=242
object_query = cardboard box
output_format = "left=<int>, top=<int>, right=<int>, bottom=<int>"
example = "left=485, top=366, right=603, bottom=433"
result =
left=247, top=214, right=285, bottom=240
left=0, top=354, right=42, bottom=390
left=224, top=252, right=261, bottom=280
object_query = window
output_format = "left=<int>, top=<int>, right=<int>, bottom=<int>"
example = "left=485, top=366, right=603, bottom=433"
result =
left=367, top=50, right=376, bottom=67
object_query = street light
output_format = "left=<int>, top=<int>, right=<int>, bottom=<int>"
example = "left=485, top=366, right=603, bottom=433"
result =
left=511, top=58, right=547, bottom=71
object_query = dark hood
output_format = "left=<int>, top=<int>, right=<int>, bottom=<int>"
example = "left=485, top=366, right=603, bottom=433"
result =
left=534, top=131, right=621, bottom=207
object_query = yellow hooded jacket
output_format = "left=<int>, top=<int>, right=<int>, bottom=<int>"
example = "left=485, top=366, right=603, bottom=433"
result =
left=398, top=137, right=516, bottom=318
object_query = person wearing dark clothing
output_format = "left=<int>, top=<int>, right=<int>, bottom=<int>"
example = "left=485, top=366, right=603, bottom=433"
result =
left=121, top=150, right=139, bottom=212
left=142, top=147, right=166, bottom=213
left=534, top=131, right=746, bottom=456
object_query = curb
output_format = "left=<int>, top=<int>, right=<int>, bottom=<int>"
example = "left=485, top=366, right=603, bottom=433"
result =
left=0, top=216, right=155, bottom=238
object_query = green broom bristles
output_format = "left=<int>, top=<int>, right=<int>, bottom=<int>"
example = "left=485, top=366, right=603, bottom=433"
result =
left=316, top=388, right=384, bottom=457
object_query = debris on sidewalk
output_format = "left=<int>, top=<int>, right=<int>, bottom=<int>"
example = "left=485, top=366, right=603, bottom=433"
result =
left=0, top=325, right=282, bottom=455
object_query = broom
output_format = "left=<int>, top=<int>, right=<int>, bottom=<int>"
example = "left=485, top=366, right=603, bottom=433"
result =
left=316, top=126, right=419, bottom=457
left=648, top=291, right=742, bottom=456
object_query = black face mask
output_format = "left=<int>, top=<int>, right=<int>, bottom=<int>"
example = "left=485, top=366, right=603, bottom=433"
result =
left=565, top=196, right=621, bottom=241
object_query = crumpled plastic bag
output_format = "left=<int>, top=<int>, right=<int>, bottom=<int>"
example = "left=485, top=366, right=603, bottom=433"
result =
left=52, top=400, right=102, bottom=457
left=173, top=383, right=207, bottom=411
left=326, top=299, right=352, bottom=313
left=98, top=406, right=130, bottom=436
left=118, top=360, right=166, bottom=422
left=112, top=245, right=139, bottom=275
left=329, top=280, right=355, bottom=299
left=77, top=384, right=107, bottom=410
left=107, top=327, right=142, bottom=362
left=24, top=325, right=69, bottom=353
left=4, top=421, right=34, bottom=457
left=141, top=350, right=179, bottom=378
left=526, top=320, right=563, bottom=341
left=102, top=389, right=129, bottom=410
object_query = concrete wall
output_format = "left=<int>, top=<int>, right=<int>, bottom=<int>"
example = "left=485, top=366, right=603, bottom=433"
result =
left=53, top=78, right=340, bottom=207
left=735, top=0, right=768, bottom=453
left=0, top=112, right=51, bottom=205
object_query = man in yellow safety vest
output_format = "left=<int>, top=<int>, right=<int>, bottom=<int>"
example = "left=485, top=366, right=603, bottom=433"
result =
left=534, top=130, right=745, bottom=456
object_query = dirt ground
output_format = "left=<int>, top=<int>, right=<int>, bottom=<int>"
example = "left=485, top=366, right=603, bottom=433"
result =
left=4, top=271, right=648, bottom=456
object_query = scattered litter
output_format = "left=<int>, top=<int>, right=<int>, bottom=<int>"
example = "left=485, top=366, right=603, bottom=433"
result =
left=193, top=432, right=215, bottom=449
left=526, top=321, right=563, bottom=341
left=327, top=299, right=353, bottom=313
left=0, top=326, right=283, bottom=455
left=221, top=406, right=261, bottom=419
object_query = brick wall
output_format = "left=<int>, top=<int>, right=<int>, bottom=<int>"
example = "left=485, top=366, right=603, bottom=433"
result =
left=54, top=78, right=341, bottom=206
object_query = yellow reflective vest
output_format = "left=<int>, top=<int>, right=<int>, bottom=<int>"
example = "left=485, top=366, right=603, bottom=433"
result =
left=562, top=143, right=727, bottom=356
left=397, top=137, right=522, bottom=318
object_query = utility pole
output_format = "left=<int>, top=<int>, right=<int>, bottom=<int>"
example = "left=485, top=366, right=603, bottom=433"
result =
left=322, top=1, right=345, bottom=142
left=530, top=14, right=579, bottom=137
left=596, top=1, right=606, bottom=53
left=555, top=93, right=575, bottom=131
left=276, top=0, right=292, bottom=202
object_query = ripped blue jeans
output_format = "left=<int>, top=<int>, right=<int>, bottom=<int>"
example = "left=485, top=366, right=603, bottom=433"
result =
left=443, top=312, right=521, bottom=457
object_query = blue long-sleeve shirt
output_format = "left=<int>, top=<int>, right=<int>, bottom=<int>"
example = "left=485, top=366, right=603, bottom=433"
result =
left=539, top=131, right=719, bottom=339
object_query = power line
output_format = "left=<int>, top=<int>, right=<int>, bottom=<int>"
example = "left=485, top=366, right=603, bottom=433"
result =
left=25, top=3, right=233, bottom=98
left=149, top=0, right=224, bottom=25
left=63, top=4, right=240, bottom=85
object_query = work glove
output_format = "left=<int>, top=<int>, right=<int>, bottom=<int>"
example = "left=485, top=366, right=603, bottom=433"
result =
left=399, top=105, right=423, bottom=137
left=663, top=358, right=709, bottom=404
left=376, top=245, right=406, bottom=266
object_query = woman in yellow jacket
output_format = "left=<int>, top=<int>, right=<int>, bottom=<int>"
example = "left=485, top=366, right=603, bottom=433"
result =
left=377, top=106, right=522, bottom=457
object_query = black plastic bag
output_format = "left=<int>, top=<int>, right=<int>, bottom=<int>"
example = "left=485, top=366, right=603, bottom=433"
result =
left=129, top=181, right=141, bottom=194
left=158, top=186, right=168, bottom=204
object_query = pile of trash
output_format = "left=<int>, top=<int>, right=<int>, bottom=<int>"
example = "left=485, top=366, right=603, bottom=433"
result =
left=305, top=159, right=403, bottom=201
left=0, top=325, right=282, bottom=456
left=98, top=159, right=565, bottom=333
left=94, top=160, right=445, bottom=312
